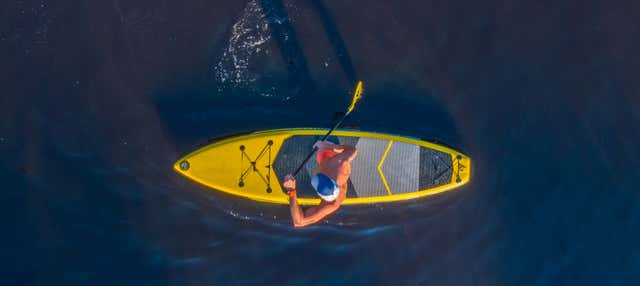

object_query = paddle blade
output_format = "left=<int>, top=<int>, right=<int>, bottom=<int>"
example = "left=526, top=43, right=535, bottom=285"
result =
left=347, top=81, right=364, bottom=113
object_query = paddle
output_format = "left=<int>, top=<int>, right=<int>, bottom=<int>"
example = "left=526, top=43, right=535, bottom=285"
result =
left=292, top=81, right=364, bottom=177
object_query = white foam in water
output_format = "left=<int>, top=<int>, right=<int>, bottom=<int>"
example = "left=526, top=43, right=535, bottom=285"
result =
left=214, top=0, right=300, bottom=100
left=228, top=209, right=252, bottom=221
left=214, top=0, right=271, bottom=89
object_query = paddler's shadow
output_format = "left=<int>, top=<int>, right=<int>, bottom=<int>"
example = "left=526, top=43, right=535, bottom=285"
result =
left=259, top=0, right=316, bottom=96
left=258, top=0, right=359, bottom=94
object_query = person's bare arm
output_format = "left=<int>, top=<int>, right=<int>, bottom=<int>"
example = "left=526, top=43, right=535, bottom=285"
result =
left=292, top=200, right=340, bottom=227
left=333, top=144, right=357, bottom=162
left=288, top=193, right=306, bottom=225
left=283, top=175, right=304, bottom=225
left=283, top=174, right=342, bottom=228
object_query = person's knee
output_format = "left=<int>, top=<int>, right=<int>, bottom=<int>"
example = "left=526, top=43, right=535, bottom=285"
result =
left=345, top=147, right=357, bottom=160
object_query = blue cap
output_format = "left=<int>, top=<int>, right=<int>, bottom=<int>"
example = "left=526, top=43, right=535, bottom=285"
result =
left=311, top=173, right=340, bottom=201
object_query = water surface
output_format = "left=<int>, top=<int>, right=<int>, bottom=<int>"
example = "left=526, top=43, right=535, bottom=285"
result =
left=3, top=0, right=639, bottom=285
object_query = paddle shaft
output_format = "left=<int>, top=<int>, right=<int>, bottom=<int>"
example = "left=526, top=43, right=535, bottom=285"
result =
left=292, top=110, right=353, bottom=177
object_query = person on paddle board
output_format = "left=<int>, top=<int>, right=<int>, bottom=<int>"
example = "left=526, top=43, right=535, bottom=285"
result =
left=283, top=140, right=358, bottom=227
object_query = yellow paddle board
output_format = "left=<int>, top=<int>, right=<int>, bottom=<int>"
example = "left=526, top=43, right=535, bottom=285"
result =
left=174, top=128, right=471, bottom=205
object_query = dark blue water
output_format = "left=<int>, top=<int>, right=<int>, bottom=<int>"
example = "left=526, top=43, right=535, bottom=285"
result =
left=3, top=0, right=639, bottom=285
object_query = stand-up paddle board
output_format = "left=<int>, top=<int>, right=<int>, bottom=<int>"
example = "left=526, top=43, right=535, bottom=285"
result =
left=174, top=128, right=471, bottom=205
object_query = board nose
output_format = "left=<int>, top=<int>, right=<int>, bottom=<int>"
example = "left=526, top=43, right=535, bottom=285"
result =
left=455, top=154, right=471, bottom=185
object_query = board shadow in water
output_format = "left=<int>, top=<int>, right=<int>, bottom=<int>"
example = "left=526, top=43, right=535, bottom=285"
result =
left=154, top=80, right=466, bottom=228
